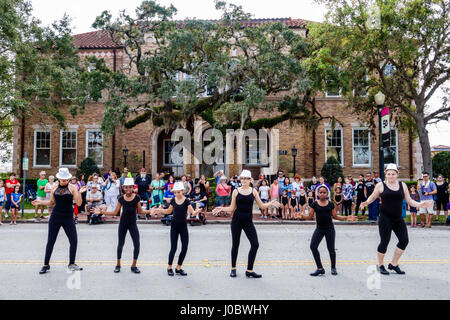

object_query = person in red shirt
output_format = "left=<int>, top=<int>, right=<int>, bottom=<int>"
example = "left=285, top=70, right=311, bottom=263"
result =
left=5, top=173, right=21, bottom=219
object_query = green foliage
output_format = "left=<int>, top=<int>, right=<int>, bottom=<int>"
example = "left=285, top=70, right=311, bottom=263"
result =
left=320, top=157, right=343, bottom=185
left=88, top=0, right=322, bottom=135
left=432, top=152, right=450, bottom=179
left=76, top=158, right=100, bottom=178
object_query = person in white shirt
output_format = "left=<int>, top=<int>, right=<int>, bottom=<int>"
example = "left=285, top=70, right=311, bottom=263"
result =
left=258, top=179, right=271, bottom=219
left=291, top=174, right=303, bottom=212
left=44, top=176, right=56, bottom=215
left=104, top=172, right=121, bottom=211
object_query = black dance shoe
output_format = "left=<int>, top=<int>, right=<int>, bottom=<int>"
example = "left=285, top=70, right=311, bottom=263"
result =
left=175, top=269, right=187, bottom=276
left=245, top=271, right=262, bottom=278
left=167, top=268, right=174, bottom=276
left=331, top=267, right=338, bottom=275
left=310, top=269, right=325, bottom=276
left=131, top=266, right=140, bottom=274
left=388, top=263, right=405, bottom=274
left=377, top=265, right=390, bottom=275
left=230, top=269, right=237, bottom=278
left=114, top=266, right=121, bottom=273
left=39, top=265, right=50, bottom=274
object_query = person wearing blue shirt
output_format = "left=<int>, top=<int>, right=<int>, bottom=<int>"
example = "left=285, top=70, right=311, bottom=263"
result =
left=418, top=172, right=437, bottom=228
left=10, top=185, right=22, bottom=225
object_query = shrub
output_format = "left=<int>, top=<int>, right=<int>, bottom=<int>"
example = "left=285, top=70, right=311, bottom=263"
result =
left=77, top=157, right=100, bottom=178
left=432, top=151, right=450, bottom=179
left=320, top=157, right=344, bottom=185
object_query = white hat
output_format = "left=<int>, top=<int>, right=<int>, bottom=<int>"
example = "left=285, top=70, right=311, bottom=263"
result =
left=385, top=163, right=399, bottom=172
left=123, top=177, right=135, bottom=186
left=239, top=170, right=252, bottom=179
left=220, top=175, right=228, bottom=181
left=172, top=181, right=185, bottom=191
left=56, top=168, right=72, bottom=180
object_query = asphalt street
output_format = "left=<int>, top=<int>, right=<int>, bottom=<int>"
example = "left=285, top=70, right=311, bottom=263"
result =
left=0, top=223, right=449, bottom=300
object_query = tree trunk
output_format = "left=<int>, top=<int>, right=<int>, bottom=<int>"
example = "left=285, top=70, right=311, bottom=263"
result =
left=416, top=116, right=433, bottom=176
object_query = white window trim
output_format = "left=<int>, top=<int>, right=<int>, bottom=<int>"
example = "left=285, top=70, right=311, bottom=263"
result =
left=33, top=130, right=51, bottom=168
left=325, top=87, right=342, bottom=98
left=352, top=127, right=371, bottom=167
left=325, top=127, right=344, bottom=166
left=384, top=127, right=399, bottom=167
left=85, top=129, right=103, bottom=168
left=163, top=139, right=183, bottom=167
left=59, top=129, right=78, bottom=168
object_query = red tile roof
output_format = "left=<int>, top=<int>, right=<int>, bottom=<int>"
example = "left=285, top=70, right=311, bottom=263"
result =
left=73, top=18, right=312, bottom=49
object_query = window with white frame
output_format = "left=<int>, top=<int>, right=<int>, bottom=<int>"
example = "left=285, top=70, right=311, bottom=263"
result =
left=352, top=128, right=370, bottom=166
left=245, top=138, right=269, bottom=165
left=86, top=130, right=103, bottom=167
left=163, top=140, right=183, bottom=166
left=325, top=67, right=341, bottom=97
left=34, top=131, right=51, bottom=166
left=325, top=128, right=344, bottom=165
left=384, top=128, right=398, bottom=165
left=60, top=131, right=77, bottom=166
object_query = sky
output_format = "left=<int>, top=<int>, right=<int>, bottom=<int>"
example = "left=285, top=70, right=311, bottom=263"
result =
left=27, top=0, right=449, bottom=147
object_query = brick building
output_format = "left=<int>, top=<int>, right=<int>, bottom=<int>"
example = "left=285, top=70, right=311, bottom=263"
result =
left=12, top=19, right=421, bottom=181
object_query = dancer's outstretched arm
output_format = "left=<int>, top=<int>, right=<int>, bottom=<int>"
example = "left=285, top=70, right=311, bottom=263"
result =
left=301, top=207, right=315, bottom=220
left=99, top=203, right=122, bottom=216
left=151, top=204, right=174, bottom=216
left=212, top=189, right=237, bottom=216
left=332, top=208, right=358, bottom=221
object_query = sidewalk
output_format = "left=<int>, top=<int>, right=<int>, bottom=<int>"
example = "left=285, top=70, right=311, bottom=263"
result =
left=5, top=209, right=449, bottom=226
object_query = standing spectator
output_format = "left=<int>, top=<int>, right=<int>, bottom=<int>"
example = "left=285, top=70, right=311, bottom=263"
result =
left=298, top=187, right=307, bottom=219
left=409, top=185, right=419, bottom=227
left=230, top=176, right=241, bottom=192
left=364, top=172, right=378, bottom=221
left=135, top=168, right=151, bottom=205
left=77, top=174, right=87, bottom=213
left=4, top=173, right=20, bottom=221
left=315, top=176, right=331, bottom=200
left=185, top=174, right=194, bottom=191
left=291, top=174, right=303, bottom=211
left=269, top=178, right=280, bottom=218
left=87, top=173, right=103, bottom=193
left=373, top=171, right=382, bottom=184
left=0, top=180, right=4, bottom=225
left=104, top=172, right=121, bottom=212
left=216, top=176, right=231, bottom=208
left=333, top=186, right=343, bottom=215
left=214, top=170, right=224, bottom=185
left=150, top=172, right=165, bottom=208
left=258, top=179, right=270, bottom=219
left=277, top=170, right=285, bottom=195
left=308, top=176, right=319, bottom=200
left=435, top=174, right=448, bottom=222
left=283, top=177, right=292, bottom=197
left=35, top=171, right=48, bottom=220
left=333, top=176, right=344, bottom=192
left=347, top=175, right=356, bottom=187
left=342, top=178, right=354, bottom=216
left=45, top=176, right=56, bottom=216
left=10, top=185, right=22, bottom=225
left=256, top=174, right=266, bottom=189
left=355, top=174, right=366, bottom=217
left=119, top=168, right=132, bottom=190
left=180, top=175, right=192, bottom=196
left=164, top=175, right=175, bottom=192
left=280, top=189, right=289, bottom=220
left=418, top=172, right=437, bottom=228
left=198, top=175, right=210, bottom=210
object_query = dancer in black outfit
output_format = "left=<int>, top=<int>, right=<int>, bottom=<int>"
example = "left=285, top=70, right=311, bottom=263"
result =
left=151, top=182, right=202, bottom=276
left=99, top=178, right=152, bottom=274
left=33, top=168, right=83, bottom=274
left=213, top=170, right=280, bottom=278
left=301, top=186, right=357, bottom=276
left=361, top=164, right=433, bottom=275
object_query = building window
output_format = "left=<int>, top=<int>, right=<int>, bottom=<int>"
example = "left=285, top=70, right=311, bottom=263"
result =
left=163, top=140, right=183, bottom=166
left=325, top=128, right=344, bottom=165
left=245, top=138, right=269, bottom=165
left=34, top=131, right=51, bottom=166
left=60, top=131, right=77, bottom=166
left=86, top=130, right=103, bottom=167
left=352, top=128, right=370, bottom=166
left=384, top=128, right=398, bottom=165
left=325, top=67, right=341, bottom=97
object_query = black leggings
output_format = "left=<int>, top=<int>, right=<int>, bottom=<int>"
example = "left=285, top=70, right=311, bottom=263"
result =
left=355, top=198, right=366, bottom=215
left=310, top=227, right=336, bottom=269
left=44, top=214, right=78, bottom=265
left=117, top=219, right=140, bottom=260
left=168, top=222, right=189, bottom=266
left=377, top=214, right=409, bottom=254
left=231, top=219, right=259, bottom=270
left=343, top=200, right=352, bottom=216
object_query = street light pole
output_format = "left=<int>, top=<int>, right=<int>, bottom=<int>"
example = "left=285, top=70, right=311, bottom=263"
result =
left=375, top=92, right=386, bottom=181
left=292, top=146, right=297, bottom=175
left=123, top=146, right=128, bottom=169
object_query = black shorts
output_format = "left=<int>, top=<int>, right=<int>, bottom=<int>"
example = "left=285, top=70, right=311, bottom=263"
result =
left=436, top=199, right=448, bottom=211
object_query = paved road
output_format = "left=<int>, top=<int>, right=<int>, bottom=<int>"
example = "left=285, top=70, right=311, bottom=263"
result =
left=0, top=223, right=449, bottom=300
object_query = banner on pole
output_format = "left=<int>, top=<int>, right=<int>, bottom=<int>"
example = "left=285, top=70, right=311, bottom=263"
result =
left=381, top=106, right=390, bottom=148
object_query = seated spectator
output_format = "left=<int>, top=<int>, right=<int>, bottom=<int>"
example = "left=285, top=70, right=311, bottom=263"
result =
left=189, top=185, right=207, bottom=211
left=85, top=184, right=106, bottom=224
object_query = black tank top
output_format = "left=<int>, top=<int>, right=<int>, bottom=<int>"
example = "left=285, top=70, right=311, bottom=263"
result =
left=53, top=185, right=74, bottom=217
left=118, top=195, right=141, bottom=220
left=171, top=197, right=191, bottom=223
left=233, top=188, right=254, bottom=222
left=290, top=197, right=297, bottom=206
left=380, top=181, right=404, bottom=220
